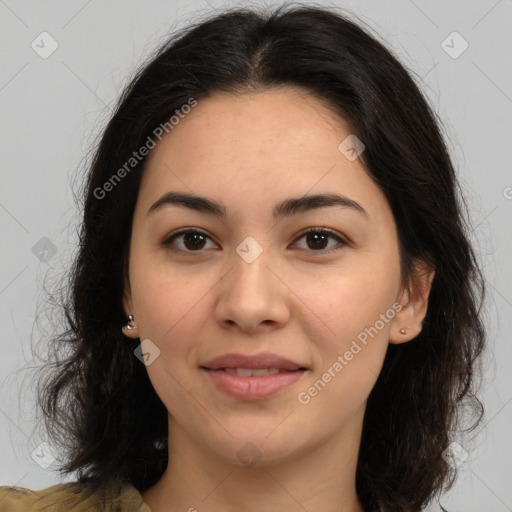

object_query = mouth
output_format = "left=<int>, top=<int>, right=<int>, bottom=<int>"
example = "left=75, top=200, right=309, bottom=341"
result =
left=200, top=352, right=309, bottom=400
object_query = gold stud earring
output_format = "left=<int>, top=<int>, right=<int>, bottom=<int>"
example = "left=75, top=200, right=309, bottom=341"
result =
left=122, top=314, right=138, bottom=331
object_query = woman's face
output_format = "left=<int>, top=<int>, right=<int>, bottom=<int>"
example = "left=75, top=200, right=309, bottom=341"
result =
left=123, top=86, right=430, bottom=467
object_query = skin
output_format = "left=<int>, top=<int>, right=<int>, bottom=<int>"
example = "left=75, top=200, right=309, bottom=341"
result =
left=122, top=86, right=435, bottom=512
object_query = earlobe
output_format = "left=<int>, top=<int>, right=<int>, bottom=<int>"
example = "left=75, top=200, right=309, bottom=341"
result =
left=121, top=314, right=139, bottom=338
left=388, top=303, right=416, bottom=344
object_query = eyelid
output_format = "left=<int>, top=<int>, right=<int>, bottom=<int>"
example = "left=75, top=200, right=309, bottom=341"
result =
left=294, top=226, right=347, bottom=243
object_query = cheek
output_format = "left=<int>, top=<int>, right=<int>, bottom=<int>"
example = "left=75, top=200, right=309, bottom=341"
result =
left=129, top=267, right=209, bottom=412
left=305, top=261, right=399, bottom=402
left=314, top=273, right=395, bottom=345
left=129, top=245, right=211, bottom=341
left=297, top=278, right=392, bottom=419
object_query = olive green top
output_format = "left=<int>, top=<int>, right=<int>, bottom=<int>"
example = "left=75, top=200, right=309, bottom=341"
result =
left=0, top=482, right=151, bottom=511
left=0, top=483, right=451, bottom=511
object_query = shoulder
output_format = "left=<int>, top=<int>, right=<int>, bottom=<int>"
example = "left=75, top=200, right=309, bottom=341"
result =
left=0, top=481, right=151, bottom=511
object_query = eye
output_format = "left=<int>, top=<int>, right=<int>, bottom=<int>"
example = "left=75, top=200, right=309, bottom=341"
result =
left=162, top=229, right=218, bottom=253
left=162, top=227, right=347, bottom=255
left=292, top=227, right=347, bottom=254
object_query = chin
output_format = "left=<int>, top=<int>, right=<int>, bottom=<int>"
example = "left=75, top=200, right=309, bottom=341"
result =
left=205, top=431, right=307, bottom=469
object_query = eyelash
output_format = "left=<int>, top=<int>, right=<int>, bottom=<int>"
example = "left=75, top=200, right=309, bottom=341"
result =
left=162, top=227, right=347, bottom=255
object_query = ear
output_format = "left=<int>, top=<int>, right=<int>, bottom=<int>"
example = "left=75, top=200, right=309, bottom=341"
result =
left=389, top=260, right=435, bottom=344
left=121, top=258, right=139, bottom=339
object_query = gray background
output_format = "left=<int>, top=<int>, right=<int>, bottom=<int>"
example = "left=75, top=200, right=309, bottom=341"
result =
left=0, top=0, right=511, bottom=510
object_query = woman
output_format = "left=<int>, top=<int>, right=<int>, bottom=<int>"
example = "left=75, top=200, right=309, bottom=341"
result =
left=0, top=4, right=485, bottom=511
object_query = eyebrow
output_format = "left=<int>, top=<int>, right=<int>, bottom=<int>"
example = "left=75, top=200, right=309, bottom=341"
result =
left=147, top=191, right=368, bottom=222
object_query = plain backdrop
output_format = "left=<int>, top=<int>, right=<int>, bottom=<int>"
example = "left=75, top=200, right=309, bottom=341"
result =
left=0, top=1, right=511, bottom=510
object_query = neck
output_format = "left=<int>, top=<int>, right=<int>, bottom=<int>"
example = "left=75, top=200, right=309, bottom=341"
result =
left=142, top=410, right=365, bottom=512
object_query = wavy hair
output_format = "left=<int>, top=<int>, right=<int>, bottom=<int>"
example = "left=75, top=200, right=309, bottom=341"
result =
left=36, top=4, right=486, bottom=510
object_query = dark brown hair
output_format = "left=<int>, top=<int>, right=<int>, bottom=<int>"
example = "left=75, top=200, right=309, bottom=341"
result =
left=36, top=3, right=486, bottom=510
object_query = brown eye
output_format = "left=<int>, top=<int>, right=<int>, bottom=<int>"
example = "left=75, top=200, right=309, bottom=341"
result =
left=293, top=228, right=347, bottom=254
left=162, top=229, right=218, bottom=252
left=305, top=232, right=329, bottom=250
left=182, top=232, right=207, bottom=250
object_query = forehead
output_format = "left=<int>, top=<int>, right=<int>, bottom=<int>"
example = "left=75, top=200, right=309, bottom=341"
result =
left=137, top=87, right=390, bottom=224
left=144, top=86, right=350, bottom=173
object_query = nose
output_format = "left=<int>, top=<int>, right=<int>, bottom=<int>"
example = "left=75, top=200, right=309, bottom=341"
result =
left=213, top=244, right=291, bottom=334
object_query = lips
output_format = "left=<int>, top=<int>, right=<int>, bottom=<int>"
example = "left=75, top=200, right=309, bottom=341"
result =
left=200, top=353, right=309, bottom=400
